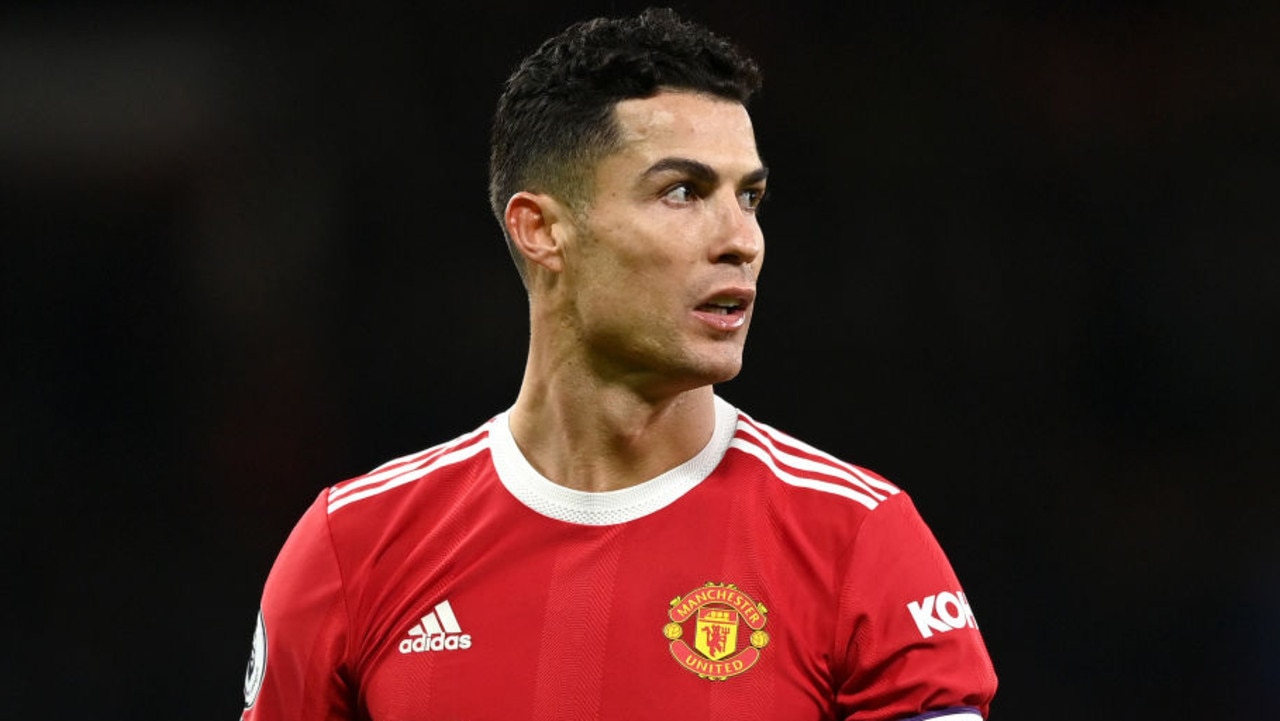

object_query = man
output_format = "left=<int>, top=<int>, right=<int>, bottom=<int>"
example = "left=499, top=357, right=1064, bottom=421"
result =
left=242, top=8, right=997, bottom=720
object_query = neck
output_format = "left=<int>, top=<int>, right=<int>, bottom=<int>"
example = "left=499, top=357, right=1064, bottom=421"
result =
left=508, top=354, right=718, bottom=493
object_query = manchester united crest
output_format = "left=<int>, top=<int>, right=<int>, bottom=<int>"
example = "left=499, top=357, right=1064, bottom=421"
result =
left=663, top=582, right=769, bottom=680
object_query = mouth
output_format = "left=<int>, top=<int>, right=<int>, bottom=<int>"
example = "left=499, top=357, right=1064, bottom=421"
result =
left=692, top=288, right=754, bottom=331
left=695, top=298, right=747, bottom=315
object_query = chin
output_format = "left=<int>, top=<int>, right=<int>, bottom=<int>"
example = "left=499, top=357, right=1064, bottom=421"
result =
left=625, top=337, right=747, bottom=392
left=686, top=352, right=745, bottom=387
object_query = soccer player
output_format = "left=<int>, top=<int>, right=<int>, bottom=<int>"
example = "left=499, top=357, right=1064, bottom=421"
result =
left=241, top=8, right=997, bottom=720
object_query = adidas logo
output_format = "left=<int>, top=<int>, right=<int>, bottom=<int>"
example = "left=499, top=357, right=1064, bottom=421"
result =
left=398, top=600, right=473, bottom=654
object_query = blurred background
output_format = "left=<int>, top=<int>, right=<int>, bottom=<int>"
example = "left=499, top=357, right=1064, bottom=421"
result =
left=3, top=1, right=1277, bottom=719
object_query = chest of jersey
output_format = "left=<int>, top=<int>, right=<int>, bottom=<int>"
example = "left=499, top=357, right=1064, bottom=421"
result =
left=339, top=470, right=843, bottom=720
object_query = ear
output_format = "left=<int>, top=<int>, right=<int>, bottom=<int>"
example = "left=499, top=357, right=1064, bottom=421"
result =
left=504, top=191, right=569, bottom=275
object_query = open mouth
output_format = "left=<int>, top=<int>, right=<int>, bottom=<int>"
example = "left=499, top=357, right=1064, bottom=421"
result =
left=696, top=299, right=745, bottom=315
left=693, top=290, right=753, bottom=331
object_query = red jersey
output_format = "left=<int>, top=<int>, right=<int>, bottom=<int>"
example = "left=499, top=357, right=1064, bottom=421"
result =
left=242, top=397, right=997, bottom=720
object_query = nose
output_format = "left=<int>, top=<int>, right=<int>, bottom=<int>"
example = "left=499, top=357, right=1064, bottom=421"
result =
left=710, top=195, right=763, bottom=266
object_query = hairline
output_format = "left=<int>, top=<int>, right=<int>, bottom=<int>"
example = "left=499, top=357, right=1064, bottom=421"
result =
left=535, top=88, right=751, bottom=213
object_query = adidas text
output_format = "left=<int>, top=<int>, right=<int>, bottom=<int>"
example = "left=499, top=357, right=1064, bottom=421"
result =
left=399, top=600, right=472, bottom=654
left=399, top=634, right=472, bottom=653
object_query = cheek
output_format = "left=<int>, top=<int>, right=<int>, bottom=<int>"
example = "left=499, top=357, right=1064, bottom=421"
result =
left=598, top=227, right=685, bottom=274
left=575, top=210, right=699, bottom=301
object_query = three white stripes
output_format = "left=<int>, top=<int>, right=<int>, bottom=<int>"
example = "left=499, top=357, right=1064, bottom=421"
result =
left=399, top=600, right=473, bottom=653
left=327, top=411, right=900, bottom=515
left=734, top=417, right=900, bottom=510
left=327, top=427, right=489, bottom=514
left=412, top=600, right=462, bottom=637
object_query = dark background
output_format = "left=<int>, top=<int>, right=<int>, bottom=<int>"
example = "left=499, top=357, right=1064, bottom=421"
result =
left=3, top=2, right=1277, bottom=719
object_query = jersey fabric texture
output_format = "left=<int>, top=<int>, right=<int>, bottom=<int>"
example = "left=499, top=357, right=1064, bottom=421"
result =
left=243, top=397, right=997, bottom=720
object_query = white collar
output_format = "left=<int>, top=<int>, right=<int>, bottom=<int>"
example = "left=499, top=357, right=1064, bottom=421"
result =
left=488, top=395, right=738, bottom=526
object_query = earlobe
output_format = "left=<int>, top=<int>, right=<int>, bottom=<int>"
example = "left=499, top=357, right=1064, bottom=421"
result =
left=505, top=192, right=566, bottom=275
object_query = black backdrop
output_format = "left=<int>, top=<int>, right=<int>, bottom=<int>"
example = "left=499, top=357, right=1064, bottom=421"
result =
left=3, top=2, right=1277, bottom=719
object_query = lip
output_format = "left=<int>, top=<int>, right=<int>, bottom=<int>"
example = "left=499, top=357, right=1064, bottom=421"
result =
left=692, top=285, right=756, bottom=332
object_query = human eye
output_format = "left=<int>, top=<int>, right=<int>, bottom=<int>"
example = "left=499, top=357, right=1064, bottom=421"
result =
left=738, top=186, right=766, bottom=212
left=662, top=183, right=698, bottom=205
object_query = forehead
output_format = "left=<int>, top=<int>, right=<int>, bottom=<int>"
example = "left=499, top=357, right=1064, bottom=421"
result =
left=606, top=91, right=761, bottom=172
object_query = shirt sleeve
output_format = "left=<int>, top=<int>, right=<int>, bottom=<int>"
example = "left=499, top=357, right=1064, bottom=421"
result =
left=833, top=492, right=998, bottom=721
left=242, top=489, right=355, bottom=720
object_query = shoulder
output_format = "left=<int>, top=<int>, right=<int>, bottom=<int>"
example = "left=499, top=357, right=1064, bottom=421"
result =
left=725, top=404, right=904, bottom=514
left=325, top=417, right=497, bottom=518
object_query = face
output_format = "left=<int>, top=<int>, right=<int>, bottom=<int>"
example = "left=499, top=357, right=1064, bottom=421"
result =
left=557, top=90, right=767, bottom=396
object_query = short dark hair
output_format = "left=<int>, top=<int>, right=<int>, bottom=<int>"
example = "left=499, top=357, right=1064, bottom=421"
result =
left=488, top=7, right=763, bottom=282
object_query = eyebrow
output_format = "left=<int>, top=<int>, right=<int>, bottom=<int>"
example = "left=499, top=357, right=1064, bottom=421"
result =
left=641, top=157, right=769, bottom=187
